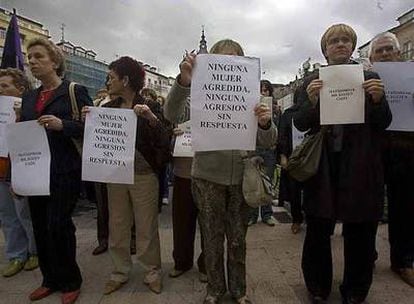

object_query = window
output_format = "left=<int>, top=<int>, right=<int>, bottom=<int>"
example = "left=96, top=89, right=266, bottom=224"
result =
left=0, top=28, right=6, bottom=40
left=402, top=41, right=413, bottom=60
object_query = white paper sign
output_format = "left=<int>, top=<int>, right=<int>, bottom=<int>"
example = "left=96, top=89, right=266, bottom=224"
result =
left=6, top=121, right=51, bottom=196
left=0, top=96, right=19, bottom=157
left=190, top=54, right=260, bottom=151
left=173, top=121, right=194, bottom=157
left=82, top=107, right=137, bottom=184
left=320, top=64, right=365, bottom=125
left=260, top=96, right=273, bottom=114
left=373, top=62, right=414, bottom=131
left=292, top=119, right=306, bottom=150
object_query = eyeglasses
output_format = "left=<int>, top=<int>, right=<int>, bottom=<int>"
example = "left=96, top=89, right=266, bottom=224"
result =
left=374, top=45, right=395, bottom=54
left=327, top=36, right=351, bottom=45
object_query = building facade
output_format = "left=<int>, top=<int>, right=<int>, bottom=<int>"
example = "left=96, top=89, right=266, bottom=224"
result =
left=142, top=64, right=174, bottom=98
left=57, top=40, right=108, bottom=98
left=59, top=40, right=175, bottom=99
left=0, top=7, right=49, bottom=64
left=358, top=7, right=414, bottom=61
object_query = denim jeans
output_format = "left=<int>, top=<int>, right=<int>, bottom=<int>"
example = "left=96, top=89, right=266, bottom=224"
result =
left=0, top=182, right=36, bottom=261
left=249, top=148, right=276, bottom=221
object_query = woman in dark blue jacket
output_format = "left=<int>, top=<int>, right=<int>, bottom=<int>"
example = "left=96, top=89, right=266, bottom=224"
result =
left=20, top=38, right=92, bottom=304
left=294, top=24, right=391, bottom=304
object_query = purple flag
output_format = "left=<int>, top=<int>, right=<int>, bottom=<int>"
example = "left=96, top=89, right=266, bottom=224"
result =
left=1, top=10, right=24, bottom=71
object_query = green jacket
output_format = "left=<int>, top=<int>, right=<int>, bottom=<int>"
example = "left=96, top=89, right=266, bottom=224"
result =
left=165, top=79, right=277, bottom=185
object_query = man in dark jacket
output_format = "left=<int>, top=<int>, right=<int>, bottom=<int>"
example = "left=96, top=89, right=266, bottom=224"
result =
left=294, top=24, right=392, bottom=304
left=369, top=32, right=414, bottom=287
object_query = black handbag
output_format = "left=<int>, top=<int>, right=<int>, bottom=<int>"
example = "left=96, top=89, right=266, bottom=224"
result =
left=286, top=127, right=327, bottom=182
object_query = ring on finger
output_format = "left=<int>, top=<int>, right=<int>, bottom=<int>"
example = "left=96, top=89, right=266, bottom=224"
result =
left=45, top=123, right=49, bottom=128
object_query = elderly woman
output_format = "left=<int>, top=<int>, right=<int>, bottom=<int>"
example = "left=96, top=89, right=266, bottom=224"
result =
left=294, top=24, right=391, bottom=304
left=83, top=57, right=169, bottom=295
left=165, top=39, right=277, bottom=304
left=0, top=68, right=38, bottom=278
left=20, top=38, right=92, bottom=304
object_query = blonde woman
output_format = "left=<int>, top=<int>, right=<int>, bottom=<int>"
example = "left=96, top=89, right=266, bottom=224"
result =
left=21, top=38, right=92, bottom=304
left=295, top=24, right=391, bottom=304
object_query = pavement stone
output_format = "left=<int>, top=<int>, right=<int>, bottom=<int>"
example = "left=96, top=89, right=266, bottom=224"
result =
left=0, top=200, right=413, bottom=303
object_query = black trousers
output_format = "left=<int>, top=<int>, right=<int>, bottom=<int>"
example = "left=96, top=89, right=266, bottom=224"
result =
left=386, top=147, right=414, bottom=269
left=279, top=169, right=303, bottom=223
left=302, top=216, right=378, bottom=301
left=172, top=175, right=205, bottom=273
left=158, top=165, right=169, bottom=213
left=94, top=183, right=109, bottom=246
left=29, top=187, right=82, bottom=292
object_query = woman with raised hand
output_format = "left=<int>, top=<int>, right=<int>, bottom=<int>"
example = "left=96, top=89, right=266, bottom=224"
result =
left=165, top=39, right=277, bottom=304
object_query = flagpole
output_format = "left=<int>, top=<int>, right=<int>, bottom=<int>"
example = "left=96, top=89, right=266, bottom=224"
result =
left=14, top=8, right=17, bottom=68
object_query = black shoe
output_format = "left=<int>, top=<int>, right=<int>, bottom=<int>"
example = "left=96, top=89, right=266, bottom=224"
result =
left=340, top=285, right=364, bottom=304
left=342, top=297, right=364, bottom=304
left=130, top=246, right=137, bottom=255
left=168, top=268, right=191, bottom=278
left=309, top=294, right=327, bottom=304
left=92, top=244, right=108, bottom=255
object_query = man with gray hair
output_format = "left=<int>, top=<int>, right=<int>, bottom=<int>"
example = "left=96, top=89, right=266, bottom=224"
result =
left=369, top=32, right=401, bottom=63
left=370, top=32, right=414, bottom=288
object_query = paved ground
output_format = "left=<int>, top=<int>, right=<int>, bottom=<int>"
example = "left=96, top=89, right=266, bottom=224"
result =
left=0, top=199, right=413, bottom=304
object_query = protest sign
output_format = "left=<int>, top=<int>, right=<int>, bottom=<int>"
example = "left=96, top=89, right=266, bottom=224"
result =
left=82, top=107, right=137, bottom=184
left=0, top=96, right=18, bottom=157
left=6, top=120, right=50, bottom=196
left=260, top=96, right=273, bottom=114
left=320, top=64, right=365, bottom=125
left=190, top=54, right=260, bottom=151
left=173, top=120, right=193, bottom=157
left=373, top=62, right=414, bottom=131
left=292, top=119, right=306, bottom=150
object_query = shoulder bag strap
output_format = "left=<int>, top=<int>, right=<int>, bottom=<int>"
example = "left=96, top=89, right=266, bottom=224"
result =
left=69, top=82, right=80, bottom=121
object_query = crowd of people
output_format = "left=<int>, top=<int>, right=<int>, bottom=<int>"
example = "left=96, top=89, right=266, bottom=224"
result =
left=0, top=22, right=412, bottom=304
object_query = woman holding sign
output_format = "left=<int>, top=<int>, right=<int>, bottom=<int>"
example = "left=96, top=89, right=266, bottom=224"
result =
left=165, top=39, right=276, bottom=304
left=20, top=38, right=93, bottom=304
left=83, top=56, right=170, bottom=296
left=294, top=24, right=392, bottom=304
left=0, top=68, right=38, bottom=278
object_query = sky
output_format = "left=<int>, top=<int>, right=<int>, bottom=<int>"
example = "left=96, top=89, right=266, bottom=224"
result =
left=2, top=0, right=413, bottom=84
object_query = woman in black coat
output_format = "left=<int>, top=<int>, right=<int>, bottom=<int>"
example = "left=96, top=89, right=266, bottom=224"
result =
left=20, top=38, right=92, bottom=304
left=294, top=24, right=392, bottom=304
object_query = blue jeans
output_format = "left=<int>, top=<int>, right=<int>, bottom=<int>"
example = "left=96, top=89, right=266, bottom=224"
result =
left=0, top=182, right=36, bottom=261
left=249, top=148, right=276, bottom=221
